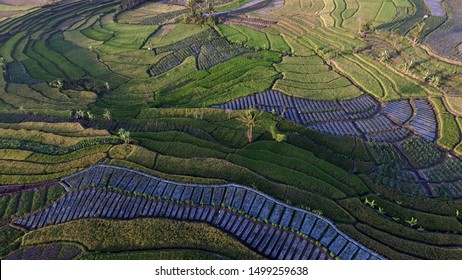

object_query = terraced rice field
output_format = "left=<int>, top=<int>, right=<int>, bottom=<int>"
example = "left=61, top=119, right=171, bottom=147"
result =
left=423, top=0, right=445, bottom=16
left=15, top=165, right=384, bottom=260
left=214, top=90, right=427, bottom=142
left=425, top=0, right=462, bottom=60
left=1, top=0, right=462, bottom=261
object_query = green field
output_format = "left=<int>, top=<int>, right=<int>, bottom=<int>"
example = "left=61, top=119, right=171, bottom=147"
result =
left=0, top=0, right=462, bottom=261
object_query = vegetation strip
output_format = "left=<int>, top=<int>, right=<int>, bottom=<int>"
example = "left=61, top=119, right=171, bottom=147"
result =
left=41, top=164, right=385, bottom=259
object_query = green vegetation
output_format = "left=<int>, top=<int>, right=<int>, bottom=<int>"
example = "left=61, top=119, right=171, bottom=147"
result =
left=4, top=242, right=82, bottom=260
left=156, top=51, right=281, bottom=107
left=80, top=250, right=226, bottom=260
left=274, top=55, right=363, bottom=100
left=1, top=0, right=462, bottom=261
left=0, top=185, right=65, bottom=220
left=430, top=98, right=460, bottom=150
left=0, top=224, right=24, bottom=258
left=23, top=218, right=264, bottom=260
left=400, top=137, right=443, bottom=169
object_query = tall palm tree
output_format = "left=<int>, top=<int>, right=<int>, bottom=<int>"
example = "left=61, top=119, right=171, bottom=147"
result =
left=411, top=22, right=426, bottom=46
left=240, top=109, right=262, bottom=143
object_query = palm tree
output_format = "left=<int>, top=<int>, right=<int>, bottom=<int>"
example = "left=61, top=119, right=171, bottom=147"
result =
left=430, top=75, right=441, bottom=87
left=103, top=108, right=111, bottom=120
left=378, top=50, right=390, bottom=62
left=423, top=70, right=430, bottom=81
left=280, top=106, right=287, bottom=118
left=186, top=0, right=204, bottom=16
left=405, top=217, right=418, bottom=227
left=76, top=110, right=85, bottom=119
left=117, top=128, right=130, bottom=144
left=369, top=200, right=377, bottom=208
left=240, top=109, right=262, bottom=143
left=86, top=111, right=95, bottom=120
left=207, top=0, right=214, bottom=13
left=411, top=22, right=426, bottom=46
left=364, top=198, right=377, bottom=208
left=403, top=60, right=414, bottom=73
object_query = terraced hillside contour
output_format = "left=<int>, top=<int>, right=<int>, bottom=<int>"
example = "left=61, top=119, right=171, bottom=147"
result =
left=213, top=90, right=462, bottom=198
left=423, top=0, right=445, bottom=16
left=1, top=0, right=462, bottom=261
left=213, top=91, right=433, bottom=152
left=214, top=91, right=414, bottom=142
left=424, top=0, right=462, bottom=60
left=14, top=165, right=384, bottom=260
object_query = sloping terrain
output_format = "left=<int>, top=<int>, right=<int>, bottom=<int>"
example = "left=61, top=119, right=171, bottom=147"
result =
left=0, top=0, right=462, bottom=260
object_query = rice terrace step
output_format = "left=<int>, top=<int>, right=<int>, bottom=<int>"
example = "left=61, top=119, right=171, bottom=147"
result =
left=14, top=165, right=384, bottom=260
left=1, top=0, right=462, bottom=262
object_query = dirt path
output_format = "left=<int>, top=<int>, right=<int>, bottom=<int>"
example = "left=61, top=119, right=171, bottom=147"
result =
left=420, top=45, right=462, bottom=67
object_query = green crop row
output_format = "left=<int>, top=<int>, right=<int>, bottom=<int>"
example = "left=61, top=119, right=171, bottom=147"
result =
left=363, top=175, right=462, bottom=216
left=0, top=152, right=105, bottom=176
left=363, top=194, right=462, bottom=233
left=80, top=249, right=224, bottom=260
left=339, top=198, right=462, bottom=247
left=430, top=98, right=460, bottom=150
left=0, top=225, right=24, bottom=258
left=0, top=184, right=65, bottom=221
left=157, top=51, right=281, bottom=107
left=22, top=218, right=264, bottom=260
left=355, top=223, right=462, bottom=259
